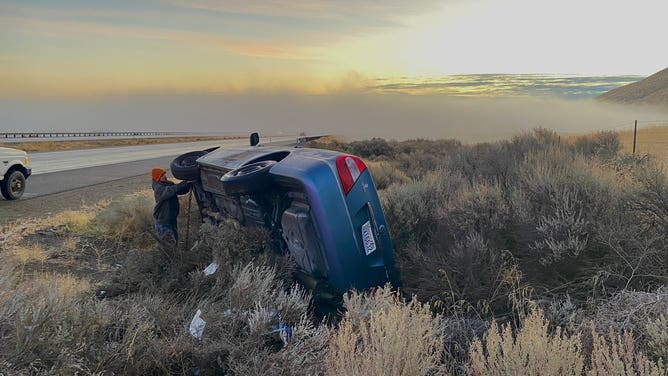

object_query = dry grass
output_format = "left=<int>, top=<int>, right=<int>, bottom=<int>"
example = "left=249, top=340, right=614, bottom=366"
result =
left=2, top=131, right=668, bottom=374
left=33, top=272, right=92, bottom=298
left=470, top=308, right=584, bottom=376
left=646, top=315, right=668, bottom=362
left=53, top=209, right=97, bottom=234
left=10, top=244, right=47, bottom=265
left=327, top=286, right=445, bottom=376
left=89, top=191, right=155, bottom=247
left=0, top=135, right=238, bottom=152
left=60, top=236, right=79, bottom=253
left=561, top=124, right=668, bottom=163
left=560, top=124, right=668, bottom=162
left=469, top=308, right=666, bottom=375
left=589, top=325, right=666, bottom=376
left=618, top=125, right=668, bottom=161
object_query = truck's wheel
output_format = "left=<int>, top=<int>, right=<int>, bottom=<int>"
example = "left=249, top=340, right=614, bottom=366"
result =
left=171, top=151, right=208, bottom=181
left=220, top=160, right=276, bottom=195
left=1, top=170, right=26, bottom=200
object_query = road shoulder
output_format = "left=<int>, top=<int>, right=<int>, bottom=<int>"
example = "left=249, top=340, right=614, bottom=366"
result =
left=0, top=175, right=149, bottom=223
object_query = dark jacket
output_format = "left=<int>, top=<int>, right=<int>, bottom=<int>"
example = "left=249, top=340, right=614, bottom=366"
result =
left=152, top=180, right=191, bottom=225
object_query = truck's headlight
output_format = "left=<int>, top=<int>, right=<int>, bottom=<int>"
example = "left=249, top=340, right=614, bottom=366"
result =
left=24, top=156, right=29, bottom=165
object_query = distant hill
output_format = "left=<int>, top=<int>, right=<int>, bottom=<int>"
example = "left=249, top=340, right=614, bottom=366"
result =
left=598, top=67, right=668, bottom=106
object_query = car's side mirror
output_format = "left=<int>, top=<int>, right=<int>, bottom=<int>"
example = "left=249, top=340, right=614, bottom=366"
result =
left=250, top=132, right=259, bottom=146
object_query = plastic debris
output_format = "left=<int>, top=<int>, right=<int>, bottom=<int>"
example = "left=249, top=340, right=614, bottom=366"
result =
left=189, top=309, right=206, bottom=340
left=203, top=262, right=218, bottom=276
left=222, top=307, right=293, bottom=346
left=115, top=263, right=124, bottom=269
left=271, top=322, right=293, bottom=346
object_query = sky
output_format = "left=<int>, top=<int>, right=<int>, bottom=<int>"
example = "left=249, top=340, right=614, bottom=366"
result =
left=1, top=0, right=667, bottom=137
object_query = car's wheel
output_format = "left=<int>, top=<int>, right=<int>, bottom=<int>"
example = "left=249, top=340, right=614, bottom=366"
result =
left=220, top=160, right=276, bottom=195
left=171, top=151, right=208, bottom=181
left=1, top=170, right=26, bottom=200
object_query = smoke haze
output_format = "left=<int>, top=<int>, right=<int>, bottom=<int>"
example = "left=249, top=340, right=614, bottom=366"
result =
left=2, top=94, right=667, bottom=142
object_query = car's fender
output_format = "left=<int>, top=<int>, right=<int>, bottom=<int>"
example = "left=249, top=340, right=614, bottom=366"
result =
left=0, top=147, right=30, bottom=181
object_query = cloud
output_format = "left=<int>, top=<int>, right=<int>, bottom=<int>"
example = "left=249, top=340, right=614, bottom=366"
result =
left=162, top=0, right=446, bottom=22
left=2, top=15, right=302, bottom=59
left=366, top=75, right=644, bottom=99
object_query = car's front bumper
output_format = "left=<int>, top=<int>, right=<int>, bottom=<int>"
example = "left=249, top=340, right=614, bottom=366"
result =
left=25, top=167, right=32, bottom=178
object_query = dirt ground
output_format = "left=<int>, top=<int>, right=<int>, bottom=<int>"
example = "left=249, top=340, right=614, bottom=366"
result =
left=0, top=175, right=148, bottom=224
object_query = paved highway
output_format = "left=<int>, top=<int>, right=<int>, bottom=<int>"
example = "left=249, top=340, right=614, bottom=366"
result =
left=11, top=136, right=296, bottom=199
left=29, top=137, right=293, bottom=175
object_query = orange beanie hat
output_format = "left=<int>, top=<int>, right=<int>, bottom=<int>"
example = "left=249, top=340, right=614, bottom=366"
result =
left=151, top=168, right=166, bottom=182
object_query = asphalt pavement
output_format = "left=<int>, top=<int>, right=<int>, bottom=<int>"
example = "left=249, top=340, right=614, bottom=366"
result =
left=10, top=136, right=297, bottom=199
left=22, top=155, right=177, bottom=198
left=30, top=139, right=257, bottom=174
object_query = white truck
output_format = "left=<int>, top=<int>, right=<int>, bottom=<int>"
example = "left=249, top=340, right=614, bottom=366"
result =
left=0, top=146, right=31, bottom=200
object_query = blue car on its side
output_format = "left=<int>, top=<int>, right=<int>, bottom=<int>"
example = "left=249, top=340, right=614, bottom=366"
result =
left=171, top=134, right=400, bottom=308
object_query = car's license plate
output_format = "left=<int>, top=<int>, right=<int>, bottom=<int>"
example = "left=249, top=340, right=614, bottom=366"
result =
left=361, top=220, right=377, bottom=255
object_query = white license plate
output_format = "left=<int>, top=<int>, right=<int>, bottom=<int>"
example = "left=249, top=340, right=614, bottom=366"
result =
left=361, top=220, right=377, bottom=255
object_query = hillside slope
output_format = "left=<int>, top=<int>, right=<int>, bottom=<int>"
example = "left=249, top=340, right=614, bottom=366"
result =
left=598, top=67, right=668, bottom=106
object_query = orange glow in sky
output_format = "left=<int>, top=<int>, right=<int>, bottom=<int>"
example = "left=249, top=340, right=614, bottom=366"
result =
left=1, top=0, right=667, bottom=97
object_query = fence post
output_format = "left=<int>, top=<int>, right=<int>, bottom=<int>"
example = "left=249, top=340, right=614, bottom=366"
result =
left=632, top=120, right=638, bottom=155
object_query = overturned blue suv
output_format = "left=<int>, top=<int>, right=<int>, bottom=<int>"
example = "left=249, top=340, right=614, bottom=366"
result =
left=171, top=134, right=400, bottom=307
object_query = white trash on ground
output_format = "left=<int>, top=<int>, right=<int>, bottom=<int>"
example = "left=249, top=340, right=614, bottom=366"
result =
left=203, top=262, right=218, bottom=276
left=189, top=309, right=206, bottom=340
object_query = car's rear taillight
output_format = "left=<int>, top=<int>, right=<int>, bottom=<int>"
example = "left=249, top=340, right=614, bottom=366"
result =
left=336, top=155, right=367, bottom=195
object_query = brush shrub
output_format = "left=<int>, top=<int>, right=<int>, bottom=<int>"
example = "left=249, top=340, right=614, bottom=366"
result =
left=592, top=287, right=668, bottom=353
left=192, top=220, right=271, bottom=272
left=367, top=161, right=411, bottom=190
left=645, top=315, right=668, bottom=362
left=469, top=308, right=584, bottom=376
left=588, top=325, right=666, bottom=376
left=441, top=180, right=511, bottom=245
left=349, top=137, right=397, bottom=159
left=573, top=130, right=621, bottom=160
left=91, top=192, right=155, bottom=247
left=3, top=130, right=668, bottom=374
left=327, top=286, right=445, bottom=376
left=381, top=170, right=458, bottom=248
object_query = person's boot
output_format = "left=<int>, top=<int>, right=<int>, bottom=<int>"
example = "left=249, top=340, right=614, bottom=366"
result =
left=163, top=230, right=177, bottom=248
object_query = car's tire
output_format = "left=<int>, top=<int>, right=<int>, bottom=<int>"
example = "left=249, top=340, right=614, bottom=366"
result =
left=1, top=170, right=26, bottom=200
left=220, top=160, right=277, bottom=195
left=171, top=151, right=208, bottom=181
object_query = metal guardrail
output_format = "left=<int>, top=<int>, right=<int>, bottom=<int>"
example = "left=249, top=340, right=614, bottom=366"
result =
left=0, top=131, right=178, bottom=139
